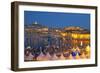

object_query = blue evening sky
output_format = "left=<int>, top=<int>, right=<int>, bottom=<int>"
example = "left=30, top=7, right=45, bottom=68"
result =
left=24, top=11, right=90, bottom=30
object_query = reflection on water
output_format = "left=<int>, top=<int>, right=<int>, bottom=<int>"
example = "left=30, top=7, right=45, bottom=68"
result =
left=24, top=24, right=90, bottom=61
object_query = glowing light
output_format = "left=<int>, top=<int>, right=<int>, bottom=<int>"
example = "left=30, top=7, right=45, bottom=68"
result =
left=61, top=33, right=66, bottom=37
left=85, top=45, right=90, bottom=58
left=80, top=41, right=83, bottom=46
left=85, top=45, right=90, bottom=53
left=34, top=21, right=38, bottom=24
left=72, top=34, right=78, bottom=39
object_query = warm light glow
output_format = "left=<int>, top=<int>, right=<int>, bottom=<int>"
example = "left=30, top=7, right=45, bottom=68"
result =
left=85, top=45, right=90, bottom=53
left=61, top=33, right=66, bottom=37
left=72, top=33, right=90, bottom=39
left=72, top=33, right=78, bottom=39
left=80, top=41, right=83, bottom=46
left=85, top=45, right=90, bottom=58
left=42, top=28, right=48, bottom=31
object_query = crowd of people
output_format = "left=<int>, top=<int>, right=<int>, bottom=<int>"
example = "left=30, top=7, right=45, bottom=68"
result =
left=24, top=44, right=90, bottom=61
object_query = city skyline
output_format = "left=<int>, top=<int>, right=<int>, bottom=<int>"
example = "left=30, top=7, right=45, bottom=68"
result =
left=24, top=11, right=90, bottom=30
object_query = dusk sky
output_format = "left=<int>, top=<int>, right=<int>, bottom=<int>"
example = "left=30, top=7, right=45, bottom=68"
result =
left=24, top=11, right=90, bottom=30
